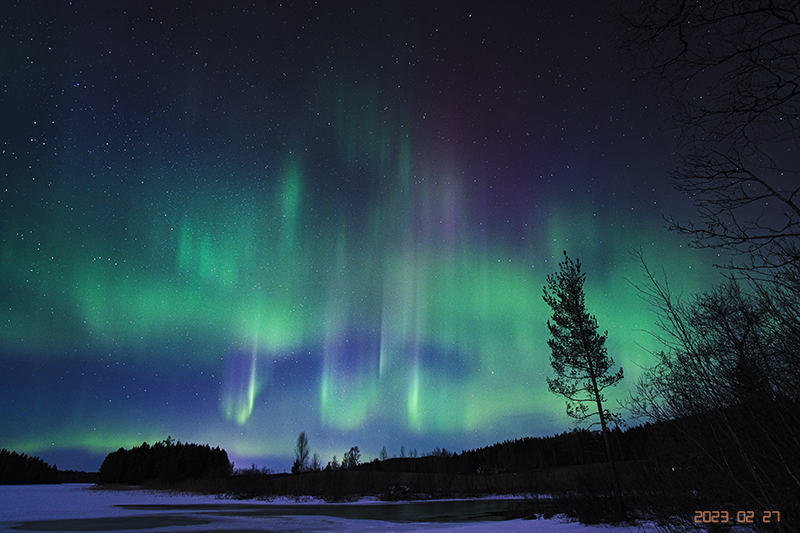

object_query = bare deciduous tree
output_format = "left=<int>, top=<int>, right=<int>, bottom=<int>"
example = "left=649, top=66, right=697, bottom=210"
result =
left=341, top=446, right=360, bottom=470
left=616, top=0, right=800, bottom=278
left=292, top=431, right=310, bottom=474
left=629, top=250, right=800, bottom=531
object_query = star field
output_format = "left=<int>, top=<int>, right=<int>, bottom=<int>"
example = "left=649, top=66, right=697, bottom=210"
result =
left=0, top=1, right=720, bottom=472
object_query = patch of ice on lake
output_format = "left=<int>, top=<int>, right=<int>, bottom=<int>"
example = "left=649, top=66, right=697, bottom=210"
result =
left=0, top=484, right=647, bottom=533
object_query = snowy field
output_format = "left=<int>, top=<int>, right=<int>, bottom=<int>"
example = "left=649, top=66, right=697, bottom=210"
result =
left=0, top=484, right=649, bottom=532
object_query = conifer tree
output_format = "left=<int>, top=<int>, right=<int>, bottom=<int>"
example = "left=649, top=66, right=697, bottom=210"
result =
left=543, top=251, right=625, bottom=518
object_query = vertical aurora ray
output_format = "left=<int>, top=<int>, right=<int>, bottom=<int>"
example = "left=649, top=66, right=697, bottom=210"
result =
left=408, top=357, right=422, bottom=430
left=278, top=158, right=303, bottom=254
left=378, top=134, right=415, bottom=379
left=319, top=226, right=383, bottom=430
left=221, top=340, right=261, bottom=426
left=319, top=325, right=381, bottom=430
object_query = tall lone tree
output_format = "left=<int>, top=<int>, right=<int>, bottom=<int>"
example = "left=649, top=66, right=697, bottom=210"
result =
left=292, top=431, right=310, bottom=474
left=543, top=252, right=625, bottom=518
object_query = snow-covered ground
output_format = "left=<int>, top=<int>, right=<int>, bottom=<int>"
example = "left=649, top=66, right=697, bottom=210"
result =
left=0, top=484, right=648, bottom=532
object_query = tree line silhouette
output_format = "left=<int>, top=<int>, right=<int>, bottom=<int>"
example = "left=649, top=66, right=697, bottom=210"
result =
left=0, top=449, right=58, bottom=484
left=98, top=437, right=231, bottom=485
left=352, top=425, right=652, bottom=477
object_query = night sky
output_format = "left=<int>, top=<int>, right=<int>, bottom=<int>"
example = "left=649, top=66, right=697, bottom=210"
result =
left=1, top=1, right=722, bottom=472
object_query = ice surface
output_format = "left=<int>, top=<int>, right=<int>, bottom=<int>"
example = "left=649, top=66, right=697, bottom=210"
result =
left=0, top=484, right=644, bottom=532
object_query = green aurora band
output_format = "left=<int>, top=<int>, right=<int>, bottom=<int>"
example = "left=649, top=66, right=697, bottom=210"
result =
left=0, top=9, right=723, bottom=468
left=0, top=129, right=718, bottom=466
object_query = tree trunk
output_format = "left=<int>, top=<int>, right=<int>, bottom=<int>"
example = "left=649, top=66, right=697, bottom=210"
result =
left=591, top=368, right=626, bottom=520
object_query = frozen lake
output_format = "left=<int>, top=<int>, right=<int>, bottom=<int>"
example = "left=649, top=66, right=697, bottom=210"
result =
left=0, top=484, right=644, bottom=532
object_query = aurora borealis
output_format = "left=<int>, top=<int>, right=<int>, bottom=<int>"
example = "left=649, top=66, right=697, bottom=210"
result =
left=1, top=1, right=721, bottom=472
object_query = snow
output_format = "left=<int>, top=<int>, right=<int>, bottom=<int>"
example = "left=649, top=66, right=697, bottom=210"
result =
left=0, top=484, right=647, bottom=532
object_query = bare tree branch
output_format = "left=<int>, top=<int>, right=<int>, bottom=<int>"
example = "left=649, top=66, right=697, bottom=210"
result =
left=616, top=0, right=800, bottom=277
